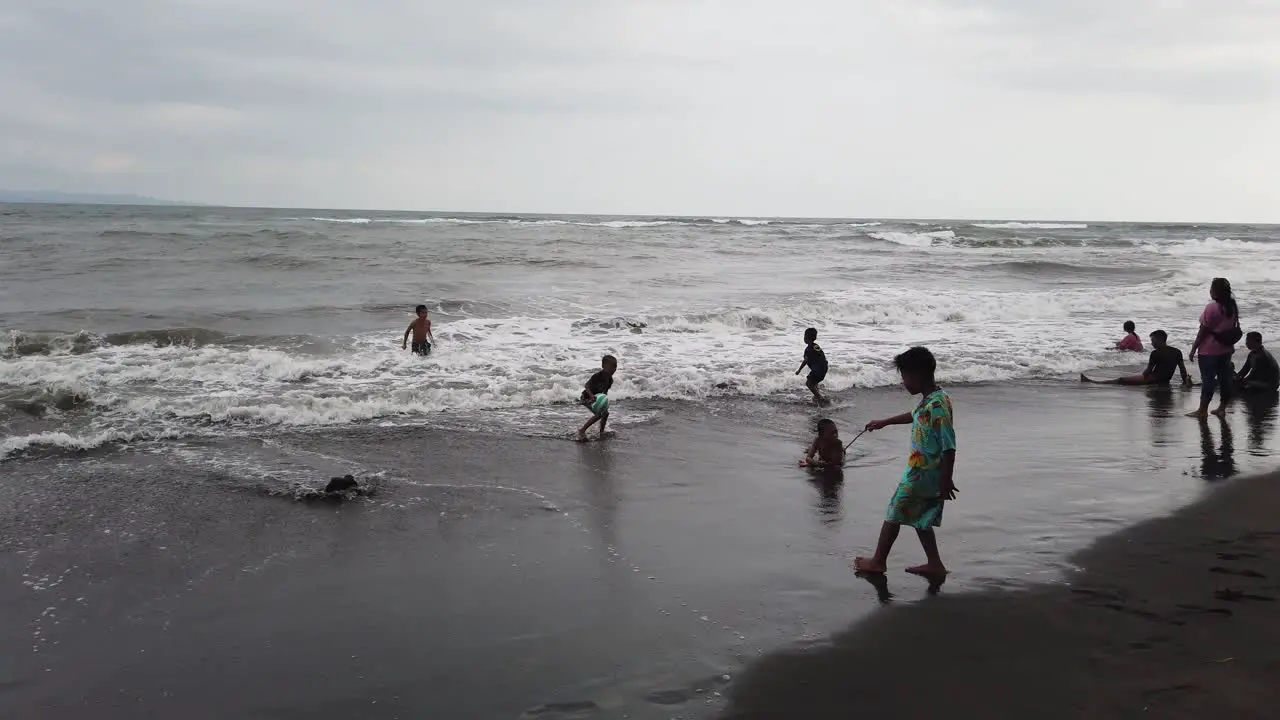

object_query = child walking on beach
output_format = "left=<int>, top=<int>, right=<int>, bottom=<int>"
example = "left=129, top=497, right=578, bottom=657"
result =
left=794, top=328, right=829, bottom=405
left=402, top=305, right=435, bottom=355
left=800, top=418, right=845, bottom=468
left=578, top=354, right=617, bottom=441
left=854, top=346, right=957, bottom=578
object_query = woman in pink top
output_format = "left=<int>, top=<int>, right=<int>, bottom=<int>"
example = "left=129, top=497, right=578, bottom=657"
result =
left=1188, top=277, right=1241, bottom=418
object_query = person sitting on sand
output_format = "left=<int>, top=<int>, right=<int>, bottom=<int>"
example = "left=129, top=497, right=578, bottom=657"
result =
left=1116, top=321, right=1143, bottom=352
left=800, top=418, right=845, bottom=468
left=402, top=304, right=435, bottom=356
left=1235, top=332, right=1279, bottom=394
left=1082, top=330, right=1192, bottom=387
left=577, top=354, right=617, bottom=441
left=794, top=327, right=829, bottom=405
left=854, top=346, right=956, bottom=578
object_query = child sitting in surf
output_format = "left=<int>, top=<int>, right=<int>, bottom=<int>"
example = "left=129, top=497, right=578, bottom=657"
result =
left=800, top=418, right=845, bottom=468
left=1082, top=330, right=1192, bottom=387
left=854, top=346, right=957, bottom=579
left=794, top=327, right=829, bottom=405
left=1116, top=321, right=1143, bottom=352
left=577, top=354, right=617, bottom=441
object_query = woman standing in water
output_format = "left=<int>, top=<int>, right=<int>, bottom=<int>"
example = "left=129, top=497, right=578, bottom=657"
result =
left=1188, top=277, right=1242, bottom=418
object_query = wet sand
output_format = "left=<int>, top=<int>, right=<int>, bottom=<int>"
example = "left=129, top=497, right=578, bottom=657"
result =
left=722, top=468, right=1280, bottom=720
left=1, top=384, right=1278, bottom=718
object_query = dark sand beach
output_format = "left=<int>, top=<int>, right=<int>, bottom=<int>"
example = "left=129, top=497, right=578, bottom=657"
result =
left=2, top=382, right=1278, bottom=718
left=723, top=466, right=1280, bottom=720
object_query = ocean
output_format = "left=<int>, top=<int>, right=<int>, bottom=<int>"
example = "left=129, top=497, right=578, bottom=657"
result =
left=3, top=205, right=1277, bottom=460
left=2, top=204, right=1279, bottom=718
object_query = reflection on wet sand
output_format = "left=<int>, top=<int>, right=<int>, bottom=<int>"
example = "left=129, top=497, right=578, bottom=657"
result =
left=1144, top=386, right=1178, bottom=446
left=806, top=467, right=843, bottom=526
left=577, top=441, right=619, bottom=551
left=1240, top=392, right=1279, bottom=455
left=1196, top=417, right=1236, bottom=481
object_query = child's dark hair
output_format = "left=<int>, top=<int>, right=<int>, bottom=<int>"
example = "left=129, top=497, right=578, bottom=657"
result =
left=1123, top=320, right=1136, bottom=333
left=602, top=354, right=618, bottom=367
left=816, top=418, right=835, bottom=435
left=415, top=304, right=427, bottom=313
left=1247, top=331, right=1262, bottom=343
left=804, top=327, right=818, bottom=343
left=1149, top=329, right=1168, bottom=342
left=893, top=346, right=936, bottom=376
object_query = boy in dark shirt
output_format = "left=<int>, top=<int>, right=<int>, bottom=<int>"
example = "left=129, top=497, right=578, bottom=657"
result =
left=1236, top=332, right=1280, bottom=392
left=1081, top=330, right=1191, bottom=386
left=578, top=354, right=617, bottom=441
left=794, top=327, right=829, bottom=404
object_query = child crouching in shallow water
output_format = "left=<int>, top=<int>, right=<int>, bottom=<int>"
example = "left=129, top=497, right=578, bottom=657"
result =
left=577, top=354, right=617, bottom=441
left=800, top=418, right=845, bottom=468
left=854, top=346, right=957, bottom=578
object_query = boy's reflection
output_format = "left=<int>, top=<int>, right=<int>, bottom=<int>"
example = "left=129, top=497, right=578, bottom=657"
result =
left=807, top=467, right=843, bottom=525
left=1240, top=392, right=1279, bottom=455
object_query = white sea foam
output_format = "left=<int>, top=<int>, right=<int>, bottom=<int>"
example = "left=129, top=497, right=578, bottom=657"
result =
left=0, top=428, right=186, bottom=461
left=1, top=257, right=1246, bottom=450
left=866, top=230, right=956, bottom=248
left=972, top=222, right=1089, bottom=230
left=8, top=213, right=1280, bottom=460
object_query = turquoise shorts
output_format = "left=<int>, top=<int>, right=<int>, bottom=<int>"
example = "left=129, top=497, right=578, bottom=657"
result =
left=590, top=393, right=609, bottom=415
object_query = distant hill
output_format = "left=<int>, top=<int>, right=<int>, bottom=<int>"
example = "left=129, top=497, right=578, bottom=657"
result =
left=0, top=190, right=195, bottom=206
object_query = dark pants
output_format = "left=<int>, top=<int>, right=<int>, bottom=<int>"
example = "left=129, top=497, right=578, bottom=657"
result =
left=1198, top=353, right=1233, bottom=405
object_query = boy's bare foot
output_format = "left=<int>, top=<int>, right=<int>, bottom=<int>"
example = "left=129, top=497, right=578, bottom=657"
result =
left=1186, top=410, right=1209, bottom=419
left=853, top=556, right=886, bottom=573
left=576, top=431, right=588, bottom=442
left=1210, top=406, right=1227, bottom=417
left=906, top=563, right=948, bottom=577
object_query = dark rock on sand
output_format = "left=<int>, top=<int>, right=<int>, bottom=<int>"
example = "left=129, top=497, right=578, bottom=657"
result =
left=323, top=474, right=358, bottom=493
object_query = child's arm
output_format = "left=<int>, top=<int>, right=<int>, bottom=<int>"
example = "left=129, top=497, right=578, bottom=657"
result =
left=426, top=319, right=435, bottom=344
left=402, top=323, right=413, bottom=349
left=800, top=439, right=819, bottom=466
left=865, top=412, right=912, bottom=431
left=794, top=359, right=807, bottom=376
left=939, top=450, right=958, bottom=499
left=1179, top=358, right=1193, bottom=385
left=1236, top=354, right=1254, bottom=382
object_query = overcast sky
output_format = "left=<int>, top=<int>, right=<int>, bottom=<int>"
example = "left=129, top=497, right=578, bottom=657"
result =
left=2, top=1, right=1278, bottom=220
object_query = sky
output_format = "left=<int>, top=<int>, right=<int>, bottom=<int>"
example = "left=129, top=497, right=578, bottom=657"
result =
left=2, top=0, right=1278, bottom=221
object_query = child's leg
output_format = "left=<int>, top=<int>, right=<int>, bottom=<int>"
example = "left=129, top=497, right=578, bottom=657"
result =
left=854, top=522, right=900, bottom=572
left=597, top=410, right=609, bottom=436
left=577, top=413, right=602, bottom=439
left=906, top=529, right=948, bottom=575
left=806, top=376, right=825, bottom=401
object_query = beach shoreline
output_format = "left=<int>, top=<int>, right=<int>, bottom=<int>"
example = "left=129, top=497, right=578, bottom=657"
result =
left=1, top=383, right=1277, bottom=718
left=722, top=466, right=1280, bottom=720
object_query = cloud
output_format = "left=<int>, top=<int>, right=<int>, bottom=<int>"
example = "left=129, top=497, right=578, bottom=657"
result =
left=901, top=0, right=1280, bottom=102
left=1, top=0, right=1277, bottom=220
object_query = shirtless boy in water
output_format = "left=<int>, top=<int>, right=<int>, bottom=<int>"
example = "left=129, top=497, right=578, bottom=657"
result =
left=800, top=418, right=845, bottom=468
left=402, top=305, right=435, bottom=355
